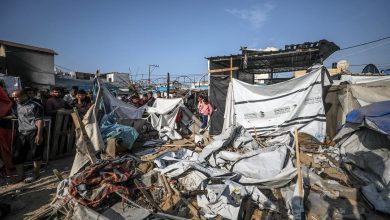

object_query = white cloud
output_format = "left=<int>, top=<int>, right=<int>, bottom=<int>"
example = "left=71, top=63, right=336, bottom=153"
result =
left=226, top=3, right=275, bottom=28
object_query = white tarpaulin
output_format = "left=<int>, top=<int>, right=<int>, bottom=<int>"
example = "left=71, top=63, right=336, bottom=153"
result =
left=223, top=65, right=331, bottom=142
left=147, top=98, right=184, bottom=140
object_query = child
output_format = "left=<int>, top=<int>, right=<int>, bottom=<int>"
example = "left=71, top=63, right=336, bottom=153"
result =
left=200, top=98, right=213, bottom=129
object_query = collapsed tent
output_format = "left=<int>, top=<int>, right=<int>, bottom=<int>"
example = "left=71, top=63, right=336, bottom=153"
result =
left=146, top=97, right=202, bottom=140
left=325, top=75, right=390, bottom=139
left=223, top=65, right=332, bottom=142
left=335, top=101, right=390, bottom=214
left=100, top=80, right=145, bottom=119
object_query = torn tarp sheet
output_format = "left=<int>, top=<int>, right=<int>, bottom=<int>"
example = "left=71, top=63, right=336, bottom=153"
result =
left=70, top=103, right=105, bottom=176
left=100, top=113, right=139, bottom=150
left=148, top=98, right=184, bottom=140
left=223, top=65, right=331, bottom=142
left=197, top=179, right=277, bottom=220
left=335, top=101, right=390, bottom=214
left=100, top=80, right=145, bottom=119
left=154, top=126, right=296, bottom=188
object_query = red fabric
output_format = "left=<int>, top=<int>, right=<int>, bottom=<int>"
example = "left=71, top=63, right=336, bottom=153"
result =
left=0, top=87, right=12, bottom=117
left=69, top=157, right=135, bottom=208
left=0, top=127, right=14, bottom=175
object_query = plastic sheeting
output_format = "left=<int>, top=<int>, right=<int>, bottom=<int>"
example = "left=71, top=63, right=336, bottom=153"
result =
left=147, top=98, right=184, bottom=140
left=346, top=100, right=390, bottom=135
left=101, top=113, right=139, bottom=150
left=223, top=65, right=331, bottom=142
left=101, top=80, right=145, bottom=119
left=197, top=179, right=277, bottom=220
left=154, top=126, right=296, bottom=188
left=335, top=102, right=390, bottom=214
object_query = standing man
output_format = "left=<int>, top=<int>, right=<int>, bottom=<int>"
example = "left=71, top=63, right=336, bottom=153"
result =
left=45, top=87, right=69, bottom=116
left=147, top=91, right=155, bottom=106
left=63, top=86, right=78, bottom=106
left=11, top=89, right=45, bottom=183
left=156, top=91, right=162, bottom=98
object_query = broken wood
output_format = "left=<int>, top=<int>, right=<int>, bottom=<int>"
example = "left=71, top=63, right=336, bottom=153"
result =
left=70, top=108, right=96, bottom=164
left=294, top=128, right=303, bottom=198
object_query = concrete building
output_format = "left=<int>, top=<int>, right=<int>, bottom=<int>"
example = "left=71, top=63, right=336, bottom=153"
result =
left=0, top=40, right=57, bottom=88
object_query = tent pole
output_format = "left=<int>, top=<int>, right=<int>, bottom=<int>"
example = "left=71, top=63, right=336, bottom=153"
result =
left=294, top=128, right=303, bottom=198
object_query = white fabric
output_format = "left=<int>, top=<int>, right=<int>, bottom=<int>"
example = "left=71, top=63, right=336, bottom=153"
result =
left=223, top=65, right=331, bottom=142
left=146, top=98, right=183, bottom=114
left=70, top=103, right=105, bottom=176
left=147, top=98, right=184, bottom=140
left=197, top=179, right=277, bottom=220
left=340, top=74, right=390, bottom=84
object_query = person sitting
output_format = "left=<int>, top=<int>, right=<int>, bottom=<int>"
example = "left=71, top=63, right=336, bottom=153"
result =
left=45, top=87, right=70, bottom=116
left=63, top=86, right=78, bottom=106
left=156, top=91, right=162, bottom=98
left=73, top=89, right=92, bottom=117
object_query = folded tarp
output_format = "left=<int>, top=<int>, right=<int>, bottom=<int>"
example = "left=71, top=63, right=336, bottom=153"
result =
left=223, top=65, right=331, bottom=142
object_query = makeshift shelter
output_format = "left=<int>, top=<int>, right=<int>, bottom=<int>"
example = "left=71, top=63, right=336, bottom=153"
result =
left=325, top=75, right=390, bottom=138
left=334, top=101, right=390, bottom=214
left=223, top=65, right=332, bottom=142
left=207, top=39, right=339, bottom=135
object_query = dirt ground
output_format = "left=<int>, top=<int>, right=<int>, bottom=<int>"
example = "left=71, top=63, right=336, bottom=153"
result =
left=0, top=156, right=74, bottom=220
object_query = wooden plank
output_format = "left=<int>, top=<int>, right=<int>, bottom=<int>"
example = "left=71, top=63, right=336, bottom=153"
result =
left=67, top=123, right=76, bottom=153
left=50, top=113, right=64, bottom=159
left=58, top=113, right=70, bottom=154
left=209, top=74, right=230, bottom=77
left=294, top=128, right=303, bottom=198
left=208, top=67, right=239, bottom=73
left=70, top=108, right=96, bottom=164
left=230, top=57, right=233, bottom=79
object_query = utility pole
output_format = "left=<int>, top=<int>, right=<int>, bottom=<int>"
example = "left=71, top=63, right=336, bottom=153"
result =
left=167, top=72, right=170, bottom=98
left=148, top=64, right=159, bottom=87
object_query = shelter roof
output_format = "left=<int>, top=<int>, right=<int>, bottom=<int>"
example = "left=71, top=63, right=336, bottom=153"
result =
left=206, top=39, right=339, bottom=74
left=0, top=40, right=58, bottom=55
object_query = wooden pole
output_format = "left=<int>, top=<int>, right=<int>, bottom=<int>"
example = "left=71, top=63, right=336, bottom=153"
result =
left=70, top=108, right=96, bottom=164
left=294, top=128, right=303, bottom=198
left=253, top=126, right=258, bottom=141
left=230, top=57, right=233, bottom=79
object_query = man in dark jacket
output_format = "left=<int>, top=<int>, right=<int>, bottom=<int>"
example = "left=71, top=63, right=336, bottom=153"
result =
left=45, top=87, right=70, bottom=116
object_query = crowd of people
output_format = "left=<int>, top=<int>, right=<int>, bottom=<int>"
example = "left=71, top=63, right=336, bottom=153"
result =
left=119, top=91, right=180, bottom=107
left=0, top=83, right=214, bottom=184
left=0, top=85, right=93, bottom=183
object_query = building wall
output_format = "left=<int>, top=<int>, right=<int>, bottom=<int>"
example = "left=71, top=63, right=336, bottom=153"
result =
left=4, top=45, right=55, bottom=87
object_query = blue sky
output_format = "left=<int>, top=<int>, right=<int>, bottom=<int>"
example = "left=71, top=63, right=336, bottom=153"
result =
left=1, top=0, right=390, bottom=80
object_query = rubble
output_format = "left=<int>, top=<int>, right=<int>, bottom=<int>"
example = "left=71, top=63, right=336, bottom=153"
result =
left=23, top=68, right=390, bottom=220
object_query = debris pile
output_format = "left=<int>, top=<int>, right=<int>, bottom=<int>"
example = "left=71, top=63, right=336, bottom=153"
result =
left=37, top=67, right=389, bottom=219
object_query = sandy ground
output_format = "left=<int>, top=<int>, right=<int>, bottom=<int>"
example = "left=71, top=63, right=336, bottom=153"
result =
left=0, top=156, right=74, bottom=220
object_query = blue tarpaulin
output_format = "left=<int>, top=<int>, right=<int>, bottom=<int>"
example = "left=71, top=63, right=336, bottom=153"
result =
left=346, top=100, right=390, bottom=135
left=100, top=113, right=139, bottom=150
